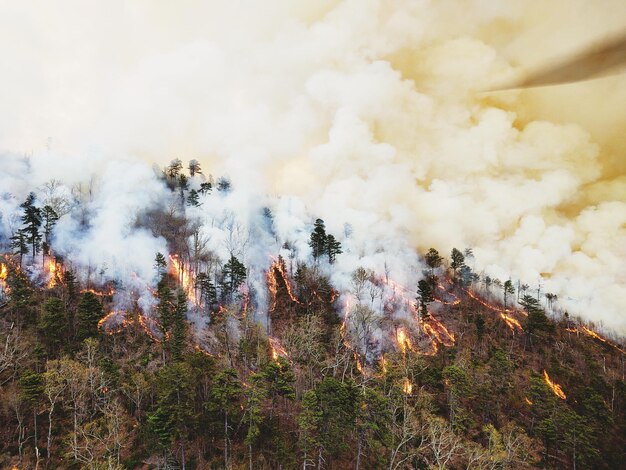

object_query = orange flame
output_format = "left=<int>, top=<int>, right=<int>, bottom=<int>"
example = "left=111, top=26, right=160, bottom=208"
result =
left=567, top=326, right=626, bottom=355
left=268, top=336, right=289, bottom=361
left=169, top=255, right=198, bottom=305
left=81, top=287, right=116, bottom=297
left=46, top=258, right=64, bottom=288
left=97, top=310, right=129, bottom=334
left=354, top=352, right=363, bottom=373
left=500, top=313, right=523, bottom=332
left=380, top=354, right=388, bottom=374
left=524, top=397, right=533, bottom=405
left=402, top=377, right=413, bottom=395
left=266, top=258, right=300, bottom=311
left=543, top=370, right=566, bottom=400
left=0, top=262, right=7, bottom=292
left=396, top=327, right=414, bottom=354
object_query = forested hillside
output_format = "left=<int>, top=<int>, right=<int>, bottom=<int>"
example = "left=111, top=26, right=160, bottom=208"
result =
left=0, top=161, right=624, bottom=470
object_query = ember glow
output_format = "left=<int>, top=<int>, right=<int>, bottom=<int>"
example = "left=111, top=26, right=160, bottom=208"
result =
left=396, top=327, right=414, bottom=355
left=98, top=310, right=129, bottom=334
left=402, top=377, right=413, bottom=395
left=267, top=258, right=300, bottom=311
left=567, top=325, right=626, bottom=355
left=543, top=370, right=567, bottom=400
left=81, top=287, right=116, bottom=297
left=0, top=262, right=7, bottom=292
left=500, top=313, right=523, bottom=332
left=268, top=336, right=289, bottom=361
left=170, top=254, right=198, bottom=305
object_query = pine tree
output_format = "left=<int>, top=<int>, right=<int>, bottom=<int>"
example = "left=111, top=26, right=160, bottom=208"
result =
left=309, top=219, right=327, bottom=260
left=20, top=193, right=43, bottom=258
left=171, top=289, right=188, bottom=362
left=156, top=282, right=174, bottom=333
left=196, top=272, right=217, bottom=311
left=10, top=231, right=28, bottom=266
left=76, top=292, right=103, bottom=342
left=217, top=177, right=232, bottom=192
left=199, top=181, right=212, bottom=195
left=41, top=205, right=59, bottom=245
left=425, top=248, right=443, bottom=275
left=503, top=280, right=515, bottom=308
left=188, top=159, right=202, bottom=177
left=326, top=234, right=342, bottom=264
left=186, top=189, right=200, bottom=207
left=450, top=248, right=465, bottom=280
left=221, top=255, right=246, bottom=300
left=38, top=297, right=66, bottom=355
left=154, top=252, right=167, bottom=280
left=417, top=278, right=434, bottom=320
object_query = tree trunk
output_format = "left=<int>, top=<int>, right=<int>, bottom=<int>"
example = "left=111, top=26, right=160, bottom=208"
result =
left=356, top=433, right=362, bottom=470
left=224, top=413, right=229, bottom=469
left=47, top=403, right=54, bottom=460
left=33, top=408, right=39, bottom=469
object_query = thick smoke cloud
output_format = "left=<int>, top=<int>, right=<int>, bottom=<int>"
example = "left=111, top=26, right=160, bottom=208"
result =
left=0, top=1, right=624, bottom=332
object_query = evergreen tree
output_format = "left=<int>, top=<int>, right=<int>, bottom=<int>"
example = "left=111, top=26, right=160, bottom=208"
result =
left=217, top=177, right=232, bottom=192
left=166, top=158, right=183, bottom=180
left=326, top=234, right=342, bottom=264
left=154, top=252, right=167, bottom=280
left=199, top=181, right=212, bottom=194
left=520, top=294, right=553, bottom=337
left=186, top=188, right=200, bottom=207
left=38, top=297, right=66, bottom=355
left=20, top=192, right=43, bottom=258
left=309, top=219, right=327, bottom=260
left=209, top=368, right=242, bottom=469
left=171, top=289, right=188, bottom=362
left=188, top=159, right=202, bottom=176
left=425, top=248, right=443, bottom=275
left=10, top=230, right=28, bottom=266
left=503, top=279, right=515, bottom=308
left=156, top=282, right=175, bottom=333
left=41, top=205, right=59, bottom=245
left=417, top=278, right=434, bottom=320
left=76, top=292, right=103, bottom=342
left=450, top=247, right=465, bottom=279
left=196, top=272, right=217, bottom=311
left=221, top=255, right=247, bottom=300
left=261, top=356, right=295, bottom=416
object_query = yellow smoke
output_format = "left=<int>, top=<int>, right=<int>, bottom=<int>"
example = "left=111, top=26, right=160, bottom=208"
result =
left=0, top=1, right=624, bottom=331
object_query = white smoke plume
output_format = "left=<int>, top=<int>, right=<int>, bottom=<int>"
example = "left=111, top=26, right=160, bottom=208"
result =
left=0, top=1, right=625, bottom=333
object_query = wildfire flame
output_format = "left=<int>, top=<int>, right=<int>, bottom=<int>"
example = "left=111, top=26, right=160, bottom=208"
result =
left=268, top=336, right=289, bottom=361
left=566, top=325, right=626, bottom=355
left=47, top=258, right=63, bottom=288
left=81, top=287, right=116, bottom=297
left=0, top=262, right=7, bottom=292
left=500, top=313, right=523, bottom=332
left=543, top=370, right=566, bottom=400
left=169, top=254, right=198, bottom=305
left=266, top=258, right=300, bottom=311
left=402, top=377, right=413, bottom=395
left=380, top=354, right=388, bottom=374
left=524, top=397, right=533, bottom=405
left=396, top=327, right=414, bottom=354
left=97, top=310, right=129, bottom=334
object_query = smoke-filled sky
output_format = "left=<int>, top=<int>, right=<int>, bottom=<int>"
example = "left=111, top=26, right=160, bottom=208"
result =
left=0, top=0, right=625, bottom=332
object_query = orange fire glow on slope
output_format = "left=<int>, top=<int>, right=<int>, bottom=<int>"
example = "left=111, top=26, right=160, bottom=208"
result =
left=266, top=258, right=300, bottom=311
left=81, top=287, right=116, bottom=297
left=169, top=255, right=198, bottom=305
left=0, top=262, right=7, bottom=292
left=500, top=313, right=523, bottom=332
left=396, top=327, right=414, bottom=354
left=543, top=370, right=566, bottom=400
left=97, top=311, right=129, bottom=334
left=46, top=258, right=63, bottom=288
left=566, top=326, right=626, bottom=355
left=402, top=377, right=413, bottom=395
left=269, top=336, right=289, bottom=361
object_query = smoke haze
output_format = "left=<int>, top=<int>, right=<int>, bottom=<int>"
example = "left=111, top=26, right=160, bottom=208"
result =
left=0, top=1, right=625, bottom=332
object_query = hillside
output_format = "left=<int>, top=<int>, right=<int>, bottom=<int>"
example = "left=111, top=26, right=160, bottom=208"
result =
left=0, top=215, right=624, bottom=469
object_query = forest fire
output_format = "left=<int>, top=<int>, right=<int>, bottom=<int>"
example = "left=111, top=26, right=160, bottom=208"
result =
left=524, top=397, right=533, bottom=406
left=396, top=327, right=414, bottom=354
left=543, top=370, right=566, bottom=400
left=138, top=315, right=163, bottom=343
left=46, top=257, right=64, bottom=288
left=97, top=310, right=129, bottom=334
left=169, top=254, right=198, bottom=305
left=567, top=325, right=626, bottom=355
left=500, top=313, right=523, bottom=332
left=402, top=377, right=413, bottom=395
left=267, top=258, right=300, bottom=311
left=269, top=336, right=289, bottom=361
left=81, top=287, right=116, bottom=297
left=0, top=262, right=7, bottom=291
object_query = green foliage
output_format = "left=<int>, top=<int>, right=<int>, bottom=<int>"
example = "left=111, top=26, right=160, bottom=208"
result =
left=309, top=218, right=327, bottom=260
left=425, top=248, right=443, bottom=273
left=19, top=192, right=43, bottom=258
left=326, top=234, right=342, bottom=264
left=220, top=255, right=246, bottom=300
left=76, top=291, right=104, bottom=342
left=38, top=297, right=66, bottom=355
left=170, top=289, right=188, bottom=361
